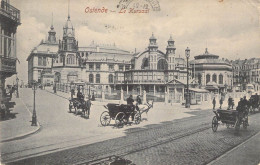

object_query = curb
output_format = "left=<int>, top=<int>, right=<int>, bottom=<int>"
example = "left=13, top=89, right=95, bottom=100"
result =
left=0, top=125, right=41, bottom=143
left=0, top=98, right=42, bottom=143
left=207, top=131, right=260, bottom=165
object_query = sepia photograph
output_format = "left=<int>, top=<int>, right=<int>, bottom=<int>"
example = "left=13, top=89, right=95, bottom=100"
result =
left=0, top=0, right=260, bottom=164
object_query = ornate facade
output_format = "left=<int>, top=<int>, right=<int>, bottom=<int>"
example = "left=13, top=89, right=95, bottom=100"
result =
left=190, top=48, right=233, bottom=92
left=0, top=0, right=21, bottom=101
left=232, top=58, right=260, bottom=91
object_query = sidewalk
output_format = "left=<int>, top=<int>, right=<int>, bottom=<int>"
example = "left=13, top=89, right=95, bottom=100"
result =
left=209, top=131, right=260, bottom=165
left=0, top=97, right=40, bottom=143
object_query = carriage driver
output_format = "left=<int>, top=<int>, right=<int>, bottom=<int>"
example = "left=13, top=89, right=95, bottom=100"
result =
left=136, top=95, right=148, bottom=111
left=77, top=87, right=84, bottom=103
left=236, top=97, right=248, bottom=122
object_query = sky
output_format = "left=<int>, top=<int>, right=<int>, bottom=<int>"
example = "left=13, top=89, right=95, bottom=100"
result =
left=6, top=0, right=260, bottom=84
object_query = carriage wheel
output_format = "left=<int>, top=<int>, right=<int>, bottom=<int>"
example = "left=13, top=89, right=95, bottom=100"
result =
left=100, top=111, right=111, bottom=126
left=115, top=112, right=126, bottom=128
left=134, top=112, right=141, bottom=124
left=212, top=116, right=218, bottom=132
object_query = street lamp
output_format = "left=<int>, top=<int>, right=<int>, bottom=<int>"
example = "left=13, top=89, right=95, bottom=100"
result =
left=31, top=81, right=37, bottom=126
left=16, top=76, right=19, bottom=98
left=185, top=47, right=190, bottom=108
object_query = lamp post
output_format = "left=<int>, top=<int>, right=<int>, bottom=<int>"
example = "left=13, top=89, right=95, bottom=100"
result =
left=31, top=81, right=37, bottom=126
left=16, top=76, right=19, bottom=98
left=185, top=47, right=190, bottom=108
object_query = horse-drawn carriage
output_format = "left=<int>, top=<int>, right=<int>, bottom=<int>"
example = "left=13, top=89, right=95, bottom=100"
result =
left=248, top=94, right=260, bottom=113
left=212, top=109, right=248, bottom=132
left=100, top=101, right=153, bottom=127
left=69, top=97, right=90, bottom=117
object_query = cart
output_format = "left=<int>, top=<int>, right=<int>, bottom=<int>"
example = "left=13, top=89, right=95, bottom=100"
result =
left=100, top=103, right=141, bottom=127
left=212, top=109, right=248, bottom=132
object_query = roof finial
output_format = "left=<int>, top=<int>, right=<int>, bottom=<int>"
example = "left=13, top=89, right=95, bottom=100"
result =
left=205, top=48, right=208, bottom=54
left=51, top=12, right=54, bottom=29
left=68, top=0, right=70, bottom=19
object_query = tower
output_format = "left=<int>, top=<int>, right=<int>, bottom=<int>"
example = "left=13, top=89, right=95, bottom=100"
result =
left=166, top=35, right=176, bottom=70
left=148, top=33, right=158, bottom=70
left=47, top=13, right=56, bottom=43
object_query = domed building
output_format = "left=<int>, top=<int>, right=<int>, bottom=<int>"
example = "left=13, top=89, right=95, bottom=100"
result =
left=190, top=48, right=233, bottom=92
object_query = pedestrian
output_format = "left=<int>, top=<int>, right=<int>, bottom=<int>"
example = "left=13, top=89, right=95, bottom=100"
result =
left=70, top=88, right=75, bottom=99
left=219, top=98, right=223, bottom=109
left=127, top=95, right=134, bottom=106
left=85, top=95, right=92, bottom=119
left=228, top=96, right=233, bottom=110
left=212, top=97, right=216, bottom=110
left=91, top=92, right=95, bottom=101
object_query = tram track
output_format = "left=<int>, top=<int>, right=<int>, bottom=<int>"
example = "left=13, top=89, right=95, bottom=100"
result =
left=74, top=124, right=212, bottom=165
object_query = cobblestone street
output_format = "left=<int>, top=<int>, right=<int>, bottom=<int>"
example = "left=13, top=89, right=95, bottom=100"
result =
left=1, top=88, right=260, bottom=165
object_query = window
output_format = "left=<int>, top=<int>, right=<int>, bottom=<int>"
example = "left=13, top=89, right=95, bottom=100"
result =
left=89, top=74, right=94, bottom=83
left=119, top=65, right=124, bottom=71
left=109, top=65, right=114, bottom=71
left=89, top=64, right=94, bottom=70
left=219, top=74, right=223, bottom=84
left=96, top=64, right=100, bottom=70
left=212, top=74, right=217, bottom=83
left=125, top=65, right=130, bottom=71
left=67, top=54, right=75, bottom=64
left=96, top=74, right=100, bottom=83
left=43, top=57, right=47, bottom=66
left=109, top=74, right=113, bottom=83
left=206, top=74, right=210, bottom=84
left=38, top=56, right=42, bottom=66
left=59, top=55, right=63, bottom=63
left=198, top=74, right=202, bottom=85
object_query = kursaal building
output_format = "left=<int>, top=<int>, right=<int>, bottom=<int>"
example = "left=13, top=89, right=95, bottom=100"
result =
left=27, top=11, right=198, bottom=96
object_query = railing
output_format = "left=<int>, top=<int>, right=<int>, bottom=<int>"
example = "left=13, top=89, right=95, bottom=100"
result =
left=0, top=1, right=21, bottom=24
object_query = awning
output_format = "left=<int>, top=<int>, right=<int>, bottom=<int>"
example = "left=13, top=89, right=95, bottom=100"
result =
left=205, top=86, right=218, bottom=90
left=189, top=88, right=209, bottom=93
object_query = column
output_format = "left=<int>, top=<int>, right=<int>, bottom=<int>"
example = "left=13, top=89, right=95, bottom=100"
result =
left=182, top=87, right=184, bottom=101
left=101, top=85, right=105, bottom=101
left=126, top=84, right=128, bottom=95
left=140, top=84, right=142, bottom=95
left=120, top=88, right=124, bottom=102
left=143, top=90, right=147, bottom=103
left=153, top=85, right=156, bottom=96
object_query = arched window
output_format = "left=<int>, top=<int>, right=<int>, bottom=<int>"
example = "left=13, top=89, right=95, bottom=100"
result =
left=141, top=58, right=149, bottom=69
left=67, top=54, right=75, bottom=64
left=89, top=74, right=94, bottom=83
left=206, top=74, right=211, bottom=84
left=212, top=74, right=217, bottom=83
left=198, top=74, right=202, bottom=85
left=219, top=74, right=223, bottom=84
left=96, top=74, right=100, bottom=83
left=109, top=74, right=113, bottom=83
left=157, top=59, right=168, bottom=70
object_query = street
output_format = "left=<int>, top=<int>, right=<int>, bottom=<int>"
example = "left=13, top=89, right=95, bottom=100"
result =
left=1, top=88, right=260, bottom=165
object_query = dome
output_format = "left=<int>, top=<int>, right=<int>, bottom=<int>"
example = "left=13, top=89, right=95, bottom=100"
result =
left=168, top=35, right=174, bottom=42
left=149, top=33, right=156, bottom=40
left=194, top=48, right=219, bottom=60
